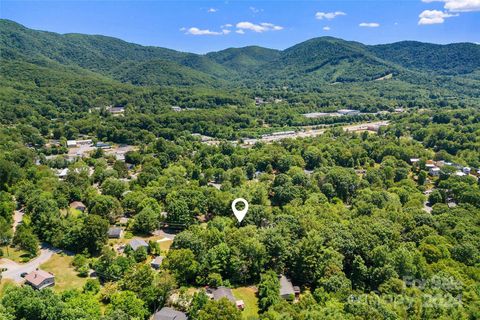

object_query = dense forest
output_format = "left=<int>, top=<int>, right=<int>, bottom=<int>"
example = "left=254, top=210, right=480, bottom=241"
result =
left=0, top=19, right=479, bottom=320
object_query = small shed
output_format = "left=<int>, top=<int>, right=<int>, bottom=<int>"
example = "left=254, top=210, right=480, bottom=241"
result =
left=151, top=256, right=164, bottom=269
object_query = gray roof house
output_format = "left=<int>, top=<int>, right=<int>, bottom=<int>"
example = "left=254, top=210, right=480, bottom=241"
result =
left=212, top=286, right=236, bottom=303
left=129, top=238, right=148, bottom=251
left=151, top=256, right=164, bottom=269
left=279, top=275, right=300, bottom=301
left=152, top=307, right=187, bottom=320
left=211, top=286, right=244, bottom=309
left=279, top=275, right=295, bottom=300
left=108, top=227, right=123, bottom=239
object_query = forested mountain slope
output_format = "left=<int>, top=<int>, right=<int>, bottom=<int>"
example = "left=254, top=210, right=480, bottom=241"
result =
left=1, top=19, right=480, bottom=110
left=369, top=41, right=480, bottom=75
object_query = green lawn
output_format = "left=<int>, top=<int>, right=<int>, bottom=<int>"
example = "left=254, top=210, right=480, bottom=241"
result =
left=40, top=253, right=88, bottom=292
left=233, top=287, right=259, bottom=320
left=0, top=246, right=33, bottom=263
left=159, top=239, right=173, bottom=252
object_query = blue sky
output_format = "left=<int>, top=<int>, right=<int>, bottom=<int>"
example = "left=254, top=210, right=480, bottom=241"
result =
left=1, top=1, right=478, bottom=53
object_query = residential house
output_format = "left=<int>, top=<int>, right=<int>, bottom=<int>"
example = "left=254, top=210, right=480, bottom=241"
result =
left=279, top=275, right=299, bottom=300
left=254, top=97, right=265, bottom=105
left=66, top=140, right=77, bottom=148
left=108, top=106, right=125, bottom=115
left=152, top=307, right=187, bottom=320
left=118, top=217, right=130, bottom=225
left=151, top=256, right=164, bottom=269
left=70, top=201, right=86, bottom=212
left=57, top=168, right=69, bottom=179
left=129, top=238, right=148, bottom=251
left=463, top=167, right=471, bottom=175
left=171, top=106, right=182, bottom=112
left=210, top=286, right=244, bottom=310
left=24, top=269, right=55, bottom=290
left=108, top=227, right=124, bottom=239
left=428, top=166, right=440, bottom=176
left=96, top=142, right=111, bottom=149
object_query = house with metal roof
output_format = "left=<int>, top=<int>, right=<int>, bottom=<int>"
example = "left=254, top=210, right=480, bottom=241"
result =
left=129, top=238, right=148, bottom=251
left=108, top=227, right=124, bottom=239
left=151, top=256, right=164, bottom=269
left=210, top=286, right=244, bottom=309
left=279, top=275, right=300, bottom=301
left=152, top=307, right=187, bottom=320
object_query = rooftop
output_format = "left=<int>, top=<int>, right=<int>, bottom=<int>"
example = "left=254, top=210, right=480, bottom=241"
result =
left=130, top=238, right=148, bottom=250
left=212, top=286, right=236, bottom=303
left=153, top=307, right=187, bottom=320
left=108, top=227, right=123, bottom=237
left=24, top=269, right=54, bottom=286
left=279, top=275, right=295, bottom=297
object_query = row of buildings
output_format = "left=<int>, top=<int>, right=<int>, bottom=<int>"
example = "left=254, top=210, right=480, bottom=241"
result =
left=150, top=275, right=300, bottom=319
left=303, top=109, right=361, bottom=118
left=411, top=158, right=478, bottom=177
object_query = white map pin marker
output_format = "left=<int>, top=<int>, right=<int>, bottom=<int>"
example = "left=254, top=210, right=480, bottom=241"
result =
left=232, top=198, right=249, bottom=223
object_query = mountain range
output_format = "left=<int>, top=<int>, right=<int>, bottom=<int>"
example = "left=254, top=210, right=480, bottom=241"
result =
left=1, top=19, right=480, bottom=109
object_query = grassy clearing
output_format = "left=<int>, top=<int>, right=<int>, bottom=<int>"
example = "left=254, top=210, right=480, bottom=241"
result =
left=0, top=246, right=33, bottom=263
left=40, top=253, right=87, bottom=292
left=233, top=287, right=259, bottom=320
left=158, top=239, right=173, bottom=252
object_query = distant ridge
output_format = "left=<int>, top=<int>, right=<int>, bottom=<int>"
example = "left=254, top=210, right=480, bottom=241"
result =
left=1, top=18, right=479, bottom=102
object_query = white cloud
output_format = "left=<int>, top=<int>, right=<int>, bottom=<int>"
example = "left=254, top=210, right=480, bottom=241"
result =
left=207, top=8, right=217, bottom=13
left=359, top=22, right=380, bottom=27
left=323, top=26, right=331, bottom=31
left=421, top=0, right=480, bottom=12
left=236, top=21, right=283, bottom=33
left=236, top=29, right=245, bottom=34
left=222, top=29, right=231, bottom=35
left=315, top=11, right=346, bottom=20
left=418, top=10, right=458, bottom=24
left=250, top=6, right=262, bottom=14
left=184, top=27, right=223, bottom=36
left=221, top=24, right=233, bottom=28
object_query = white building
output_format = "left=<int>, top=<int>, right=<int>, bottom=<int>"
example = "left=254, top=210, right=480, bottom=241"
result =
left=429, top=167, right=441, bottom=176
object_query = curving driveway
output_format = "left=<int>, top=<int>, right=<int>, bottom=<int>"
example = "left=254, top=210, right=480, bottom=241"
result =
left=0, top=245, right=60, bottom=283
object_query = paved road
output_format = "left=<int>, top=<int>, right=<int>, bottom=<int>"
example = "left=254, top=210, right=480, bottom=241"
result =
left=12, top=209, right=24, bottom=234
left=423, top=187, right=434, bottom=213
left=0, top=245, right=59, bottom=283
